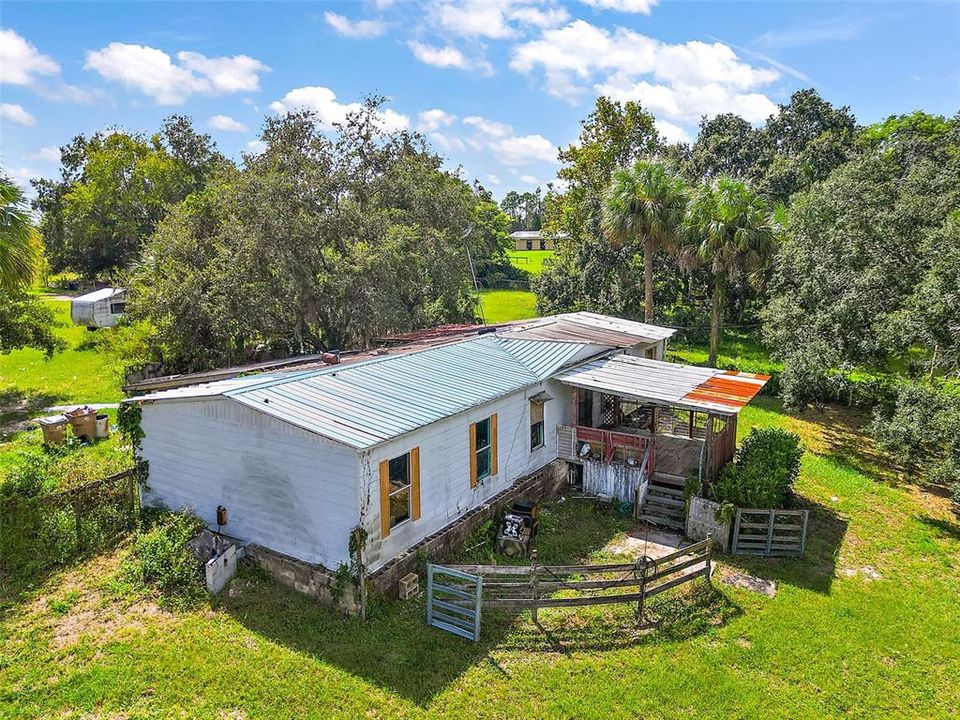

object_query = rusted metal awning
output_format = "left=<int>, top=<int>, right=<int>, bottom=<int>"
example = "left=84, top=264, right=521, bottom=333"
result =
left=555, top=354, right=769, bottom=415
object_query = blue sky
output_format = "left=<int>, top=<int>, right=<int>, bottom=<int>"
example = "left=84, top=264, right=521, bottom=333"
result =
left=2, top=1, right=958, bottom=199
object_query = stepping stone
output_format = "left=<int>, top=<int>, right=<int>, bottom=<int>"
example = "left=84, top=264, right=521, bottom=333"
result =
left=722, top=571, right=777, bottom=597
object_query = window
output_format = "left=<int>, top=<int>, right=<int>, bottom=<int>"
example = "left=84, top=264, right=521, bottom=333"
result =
left=379, top=448, right=420, bottom=538
left=539, top=239, right=546, bottom=250
left=469, top=414, right=498, bottom=487
left=645, top=346, right=657, bottom=359
left=387, top=453, right=411, bottom=528
left=109, top=301, right=126, bottom=315
left=530, top=400, right=545, bottom=450
left=526, top=239, right=533, bottom=250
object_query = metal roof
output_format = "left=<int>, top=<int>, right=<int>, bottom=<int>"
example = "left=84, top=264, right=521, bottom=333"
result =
left=556, top=354, right=769, bottom=416
left=134, top=336, right=597, bottom=449
left=72, top=287, right=125, bottom=304
left=500, top=312, right=675, bottom=347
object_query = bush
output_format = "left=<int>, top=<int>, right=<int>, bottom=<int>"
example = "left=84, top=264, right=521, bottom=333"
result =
left=120, top=510, right=205, bottom=606
left=710, top=428, right=803, bottom=508
left=871, top=382, right=960, bottom=483
left=0, top=447, right=65, bottom=499
left=950, top=482, right=960, bottom=505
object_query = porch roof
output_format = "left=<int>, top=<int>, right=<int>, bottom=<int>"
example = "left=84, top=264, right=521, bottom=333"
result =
left=555, top=354, right=770, bottom=416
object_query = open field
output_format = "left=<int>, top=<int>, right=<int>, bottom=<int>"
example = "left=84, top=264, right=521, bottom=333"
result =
left=0, top=299, right=122, bottom=430
left=479, top=289, right=538, bottom=323
left=2, top=397, right=957, bottom=719
left=505, top=249, right=554, bottom=275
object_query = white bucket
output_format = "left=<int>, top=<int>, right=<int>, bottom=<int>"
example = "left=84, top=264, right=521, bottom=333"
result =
left=95, top=414, right=110, bottom=438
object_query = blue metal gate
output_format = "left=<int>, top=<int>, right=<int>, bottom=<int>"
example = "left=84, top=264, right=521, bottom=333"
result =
left=426, top=564, right=483, bottom=641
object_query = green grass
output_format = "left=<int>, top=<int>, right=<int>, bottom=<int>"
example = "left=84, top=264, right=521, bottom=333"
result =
left=668, top=330, right=783, bottom=373
left=505, top=249, right=554, bottom=275
left=1, top=396, right=958, bottom=718
left=479, top=289, right=539, bottom=323
left=0, top=299, right=122, bottom=426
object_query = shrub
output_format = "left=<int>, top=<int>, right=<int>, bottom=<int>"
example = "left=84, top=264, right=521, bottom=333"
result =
left=120, top=510, right=205, bottom=606
left=950, top=482, right=960, bottom=505
left=870, top=382, right=960, bottom=483
left=0, top=447, right=64, bottom=499
left=710, top=428, right=803, bottom=508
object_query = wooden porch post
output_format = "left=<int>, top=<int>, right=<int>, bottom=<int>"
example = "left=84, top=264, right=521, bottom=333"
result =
left=570, top=387, right=578, bottom=425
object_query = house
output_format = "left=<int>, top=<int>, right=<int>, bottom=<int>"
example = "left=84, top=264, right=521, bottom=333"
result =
left=127, top=312, right=767, bottom=604
left=510, top=230, right=555, bottom=251
left=70, top=287, right=127, bottom=329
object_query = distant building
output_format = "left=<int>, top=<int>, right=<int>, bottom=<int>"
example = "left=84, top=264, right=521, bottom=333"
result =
left=510, top=230, right=559, bottom=251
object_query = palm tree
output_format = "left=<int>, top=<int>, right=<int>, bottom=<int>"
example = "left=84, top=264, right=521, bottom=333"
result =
left=0, top=179, right=40, bottom=291
left=680, top=177, right=779, bottom=367
left=602, top=160, right=687, bottom=323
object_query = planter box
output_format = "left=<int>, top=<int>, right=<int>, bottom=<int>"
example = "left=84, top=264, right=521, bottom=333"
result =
left=685, top=496, right=732, bottom=553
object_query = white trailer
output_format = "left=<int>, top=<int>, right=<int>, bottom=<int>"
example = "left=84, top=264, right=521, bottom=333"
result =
left=70, top=287, right=126, bottom=329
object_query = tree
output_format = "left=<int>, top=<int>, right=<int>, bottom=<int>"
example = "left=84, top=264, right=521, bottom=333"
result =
left=602, top=160, right=687, bottom=322
left=33, top=118, right=228, bottom=280
left=0, top=178, right=40, bottom=290
left=686, top=113, right=768, bottom=183
left=0, top=176, right=63, bottom=357
left=127, top=101, right=490, bottom=372
left=500, top=188, right=543, bottom=231
left=680, top=178, right=779, bottom=366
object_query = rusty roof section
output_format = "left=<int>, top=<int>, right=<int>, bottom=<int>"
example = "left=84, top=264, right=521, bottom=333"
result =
left=556, top=355, right=769, bottom=415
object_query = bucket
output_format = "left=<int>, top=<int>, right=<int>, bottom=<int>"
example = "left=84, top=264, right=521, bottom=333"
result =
left=38, top=415, right=68, bottom=446
left=65, top=406, right=97, bottom=441
left=95, top=414, right=110, bottom=438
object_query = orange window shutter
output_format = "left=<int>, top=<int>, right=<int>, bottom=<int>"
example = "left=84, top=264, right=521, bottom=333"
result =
left=469, top=422, right=478, bottom=488
left=379, top=459, right=391, bottom=539
left=411, top=447, right=421, bottom=522
left=491, top=413, right=498, bottom=476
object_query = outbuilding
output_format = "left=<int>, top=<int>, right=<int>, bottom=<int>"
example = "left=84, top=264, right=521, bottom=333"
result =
left=70, top=287, right=126, bottom=329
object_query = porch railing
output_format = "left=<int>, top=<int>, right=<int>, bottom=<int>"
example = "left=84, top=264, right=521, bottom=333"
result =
left=557, top=425, right=652, bottom=464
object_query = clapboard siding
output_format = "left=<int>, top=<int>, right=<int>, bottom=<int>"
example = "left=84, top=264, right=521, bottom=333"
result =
left=140, top=398, right=358, bottom=568
left=360, top=379, right=573, bottom=572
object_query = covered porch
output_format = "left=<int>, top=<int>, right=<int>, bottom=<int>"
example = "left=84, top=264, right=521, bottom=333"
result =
left=554, top=354, right=769, bottom=527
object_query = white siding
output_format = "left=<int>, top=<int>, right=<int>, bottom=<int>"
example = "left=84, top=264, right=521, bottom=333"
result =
left=360, top=378, right=574, bottom=572
left=140, top=397, right=359, bottom=568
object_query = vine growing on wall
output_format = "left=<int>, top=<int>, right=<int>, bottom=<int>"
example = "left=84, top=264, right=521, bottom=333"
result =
left=117, top=402, right=149, bottom=487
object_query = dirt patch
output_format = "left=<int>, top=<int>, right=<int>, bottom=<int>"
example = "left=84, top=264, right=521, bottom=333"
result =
left=720, top=570, right=777, bottom=597
left=604, top=524, right=690, bottom=561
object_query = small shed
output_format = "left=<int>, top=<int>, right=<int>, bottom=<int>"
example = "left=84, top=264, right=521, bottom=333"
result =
left=510, top=230, right=553, bottom=251
left=70, top=288, right=126, bottom=329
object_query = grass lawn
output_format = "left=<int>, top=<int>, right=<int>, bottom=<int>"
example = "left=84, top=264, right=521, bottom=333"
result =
left=479, top=289, right=538, bottom=323
left=505, top=249, right=554, bottom=275
left=668, top=330, right=782, bottom=372
left=0, top=299, right=122, bottom=428
left=1, top=397, right=958, bottom=718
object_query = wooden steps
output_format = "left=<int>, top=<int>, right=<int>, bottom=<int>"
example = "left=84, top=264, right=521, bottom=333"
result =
left=641, top=471, right=689, bottom=530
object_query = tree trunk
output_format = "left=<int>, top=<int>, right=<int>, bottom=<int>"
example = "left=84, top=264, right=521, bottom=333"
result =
left=709, top=277, right=724, bottom=368
left=643, top=235, right=654, bottom=323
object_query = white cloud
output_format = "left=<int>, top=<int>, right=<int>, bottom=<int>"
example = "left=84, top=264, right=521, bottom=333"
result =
left=31, top=146, right=61, bottom=162
left=209, top=114, right=248, bottom=132
left=407, top=41, right=493, bottom=75
left=485, top=174, right=502, bottom=185
left=463, top=115, right=512, bottom=138
left=508, top=6, right=570, bottom=28
left=518, top=174, right=539, bottom=184
left=324, top=12, right=387, bottom=39
left=0, top=29, right=59, bottom=85
left=246, top=139, right=267, bottom=154
left=429, top=131, right=466, bottom=152
left=374, top=0, right=396, bottom=7
left=417, top=108, right=456, bottom=132
left=85, top=43, right=269, bottom=105
left=462, top=115, right=557, bottom=166
left=511, top=20, right=780, bottom=128
left=654, top=119, right=690, bottom=144
left=0, top=103, right=36, bottom=126
left=492, top=134, right=556, bottom=165
left=579, top=0, right=659, bottom=13
left=436, top=0, right=517, bottom=39
left=270, top=86, right=410, bottom=132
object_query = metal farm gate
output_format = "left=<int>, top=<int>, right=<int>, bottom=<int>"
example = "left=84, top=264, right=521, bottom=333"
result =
left=426, top=565, right=483, bottom=641
left=731, top=508, right=809, bottom=557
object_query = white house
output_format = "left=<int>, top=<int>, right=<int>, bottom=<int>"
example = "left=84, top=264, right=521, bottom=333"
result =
left=70, top=287, right=127, bottom=329
left=128, top=312, right=767, bottom=589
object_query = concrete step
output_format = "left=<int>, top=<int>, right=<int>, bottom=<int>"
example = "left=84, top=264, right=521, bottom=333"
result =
left=639, top=514, right=685, bottom=530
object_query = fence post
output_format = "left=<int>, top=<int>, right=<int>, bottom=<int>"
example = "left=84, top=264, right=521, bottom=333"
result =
left=73, top=496, right=83, bottom=554
left=765, top=510, right=775, bottom=557
left=529, top=549, right=539, bottom=626
left=705, top=533, right=713, bottom=583
left=800, top=509, right=809, bottom=556
left=426, top=564, right=434, bottom=626
left=731, top=509, right=742, bottom=555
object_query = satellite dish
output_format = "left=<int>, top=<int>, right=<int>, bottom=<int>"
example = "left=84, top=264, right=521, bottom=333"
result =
left=579, top=443, right=591, bottom=457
